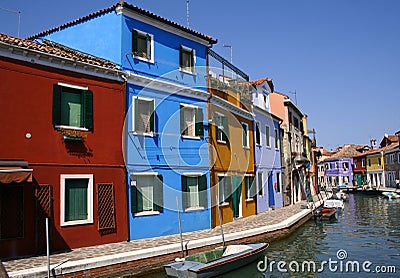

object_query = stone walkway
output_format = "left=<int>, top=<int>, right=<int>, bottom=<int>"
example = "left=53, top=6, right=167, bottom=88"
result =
left=2, top=193, right=329, bottom=276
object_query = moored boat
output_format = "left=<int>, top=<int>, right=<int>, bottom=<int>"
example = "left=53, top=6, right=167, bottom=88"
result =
left=313, top=207, right=337, bottom=221
left=382, top=192, right=399, bottom=199
left=164, top=243, right=268, bottom=278
left=324, top=199, right=344, bottom=212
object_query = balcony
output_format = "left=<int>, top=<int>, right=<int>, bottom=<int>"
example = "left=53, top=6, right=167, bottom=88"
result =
left=207, top=49, right=252, bottom=108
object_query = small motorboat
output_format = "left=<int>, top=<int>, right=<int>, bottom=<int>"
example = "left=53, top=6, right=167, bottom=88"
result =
left=382, top=192, right=399, bottom=199
left=324, top=199, right=344, bottom=212
left=164, top=243, right=268, bottom=278
left=313, top=207, right=337, bottom=221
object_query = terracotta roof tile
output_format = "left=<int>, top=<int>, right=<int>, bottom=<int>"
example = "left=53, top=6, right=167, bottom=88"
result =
left=28, top=1, right=216, bottom=44
left=0, top=33, right=117, bottom=70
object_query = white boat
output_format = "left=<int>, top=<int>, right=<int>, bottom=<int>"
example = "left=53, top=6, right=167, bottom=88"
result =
left=382, top=192, right=399, bottom=199
left=335, top=190, right=348, bottom=201
left=324, top=199, right=344, bottom=210
left=164, top=243, right=268, bottom=278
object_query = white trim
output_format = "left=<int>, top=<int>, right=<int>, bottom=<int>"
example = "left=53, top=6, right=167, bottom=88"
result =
left=179, top=45, right=196, bottom=75
left=182, top=172, right=203, bottom=177
left=131, top=172, right=159, bottom=176
left=55, top=125, right=89, bottom=132
left=57, top=82, right=88, bottom=91
left=182, top=135, right=201, bottom=140
left=120, top=8, right=210, bottom=46
left=60, top=174, right=94, bottom=227
left=132, top=28, right=155, bottom=64
left=180, top=103, right=198, bottom=109
left=184, top=206, right=205, bottom=212
left=134, top=211, right=160, bottom=217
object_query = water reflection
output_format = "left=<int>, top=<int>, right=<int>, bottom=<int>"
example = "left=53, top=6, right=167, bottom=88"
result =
left=140, top=194, right=399, bottom=277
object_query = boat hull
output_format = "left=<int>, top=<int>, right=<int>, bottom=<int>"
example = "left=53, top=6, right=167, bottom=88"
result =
left=164, top=243, right=268, bottom=278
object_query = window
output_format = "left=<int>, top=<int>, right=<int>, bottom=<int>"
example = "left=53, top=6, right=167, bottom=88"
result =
left=265, top=125, right=270, bottom=147
left=216, top=113, right=229, bottom=143
left=368, top=159, right=371, bottom=167
left=274, top=129, right=279, bottom=149
left=276, top=172, right=281, bottom=193
left=242, top=123, right=249, bottom=148
left=180, top=45, right=196, bottom=74
left=385, top=155, right=388, bottom=165
left=182, top=174, right=207, bottom=211
left=378, top=158, right=382, bottom=166
left=398, top=153, right=400, bottom=164
left=362, top=159, right=366, bottom=167
left=343, top=162, right=349, bottom=171
left=218, top=176, right=231, bottom=204
left=133, top=96, right=155, bottom=135
left=132, top=29, right=154, bottom=62
left=52, top=83, right=93, bottom=130
left=335, top=162, right=339, bottom=169
left=258, top=172, right=264, bottom=196
left=131, top=174, right=163, bottom=215
left=354, top=160, right=358, bottom=169
left=60, top=174, right=93, bottom=226
left=390, top=154, right=395, bottom=164
left=255, top=122, right=261, bottom=145
left=180, top=104, right=203, bottom=137
left=244, top=175, right=256, bottom=200
left=293, top=116, right=299, bottom=129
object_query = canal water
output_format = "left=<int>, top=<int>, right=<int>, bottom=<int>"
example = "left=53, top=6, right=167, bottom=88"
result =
left=142, top=193, right=399, bottom=277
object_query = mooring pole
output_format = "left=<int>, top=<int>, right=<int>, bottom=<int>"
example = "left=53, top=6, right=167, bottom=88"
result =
left=216, top=196, right=225, bottom=247
left=176, top=197, right=184, bottom=258
left=46, top=217, right=50, bottom=278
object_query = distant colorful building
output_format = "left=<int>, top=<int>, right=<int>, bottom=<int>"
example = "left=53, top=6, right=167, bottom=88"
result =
left=384, top=143, right=400, bottom=187
left=251, top=78, right=283, bottom=212
left=0, top=34, right=127, bottom=258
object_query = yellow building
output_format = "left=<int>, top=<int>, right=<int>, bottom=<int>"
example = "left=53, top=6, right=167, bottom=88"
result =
left=208, top=49, right=256, bottom=226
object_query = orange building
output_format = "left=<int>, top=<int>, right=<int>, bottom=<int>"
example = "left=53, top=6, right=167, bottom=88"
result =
left=207, top=49, right=256, bottom=226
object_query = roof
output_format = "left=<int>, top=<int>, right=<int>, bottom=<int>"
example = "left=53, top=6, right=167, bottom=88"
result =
left=325, top=144, right=366, bottom=160
left=250, top=78, right=274, bottom=93
left=28, top=1, right=216, bottom=44
left=0, top=33, right=117, bottom=70
left=357, top=142, right=399, bottom=157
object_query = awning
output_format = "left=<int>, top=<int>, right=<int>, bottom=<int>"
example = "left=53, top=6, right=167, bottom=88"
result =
left=0, top=167, right=33, bottom=184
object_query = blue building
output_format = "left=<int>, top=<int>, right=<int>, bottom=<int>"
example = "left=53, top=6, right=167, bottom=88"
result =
left=32, top=1, right=216, bottom=239
left=251, top=78, right=283, bottom=212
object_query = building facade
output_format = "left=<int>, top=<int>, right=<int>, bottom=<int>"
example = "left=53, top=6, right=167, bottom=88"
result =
left=384, top=144, right=400, bottom=188
left=0, top=34, right=127, bottom=258
left=251, top=78, right=283, bottom=212
left=33, top=1, right=216, bottom=239
left=208, top=49, right=256, bottom=226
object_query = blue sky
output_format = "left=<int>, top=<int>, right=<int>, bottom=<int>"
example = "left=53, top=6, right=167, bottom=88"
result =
left=1, top=0, right=399, bottom=150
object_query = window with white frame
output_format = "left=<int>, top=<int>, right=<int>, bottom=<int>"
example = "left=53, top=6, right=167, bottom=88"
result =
left=368, top=159, right=371, bottom=167
left=274, top=129, right=279, bottom=149
left=242, top=123, right=249, bottom=148
left=378, top=157, right=382, bottom=166
left=276, top=172, right=281, bottom=193
left=132, top=29, right=154, bottom=62
left=182, top=174, right=207, bottom=211
left=180, top=104, right=203, bottom=137
left=362, top=159, right=366, bottom=167
left=216, top=113, right=228, bottom=143
left=180, top=45, right=196, bottom=74
left=258, top=172, right=264, bottom=196
left=60, top=174, right=93, bottom=226
left=218, top=175, right=231, bottom=204
left=343, top=162, right=349, bottom=171
left=244, top=175, right=256, bottom=200
left=265, top=125, right=270, bottom=147
left=52, top=83, right=93, bottom=130
left=390, top=154, right=395, bottom=164
left=133, top=96, right=155, bottom=135
left=130, top=174, right=163, bottom=215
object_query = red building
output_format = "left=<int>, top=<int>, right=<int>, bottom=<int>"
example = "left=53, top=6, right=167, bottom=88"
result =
left=353, top=153, right=368, bottom=187
left=0, top=34, right=127, bottom=258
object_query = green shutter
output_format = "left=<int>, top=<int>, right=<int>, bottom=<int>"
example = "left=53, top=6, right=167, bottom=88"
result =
left=52, top=84, right=62, bottom=126
left=132, top=29, right=138, bottom=53
left=224, top=176, right=231, bottom=203
left=180, top=105, right=185, bottom=135
left=149, top=100, right=155, bottom=133
left=199, top=175, right=207, bottom=208
left=134, top=97, right=139, bottom=131
left=181, top=175, right=188, bottom=210
left=222, top=116, right=229, bottom=142
left=65, top=179, right=88, bottom=221
left=195, top=108, right=204, bottom=137
left=130, top=175, right=140, bottom=213
left=146, top=33, right=151, bottom=59
left=179, top=45, right=183, bottom=68
left=250, top=176, right=256, bottom=198
left=83, top=90, right=93, bottom=129
left=153, top=175, right=163, bottom=212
